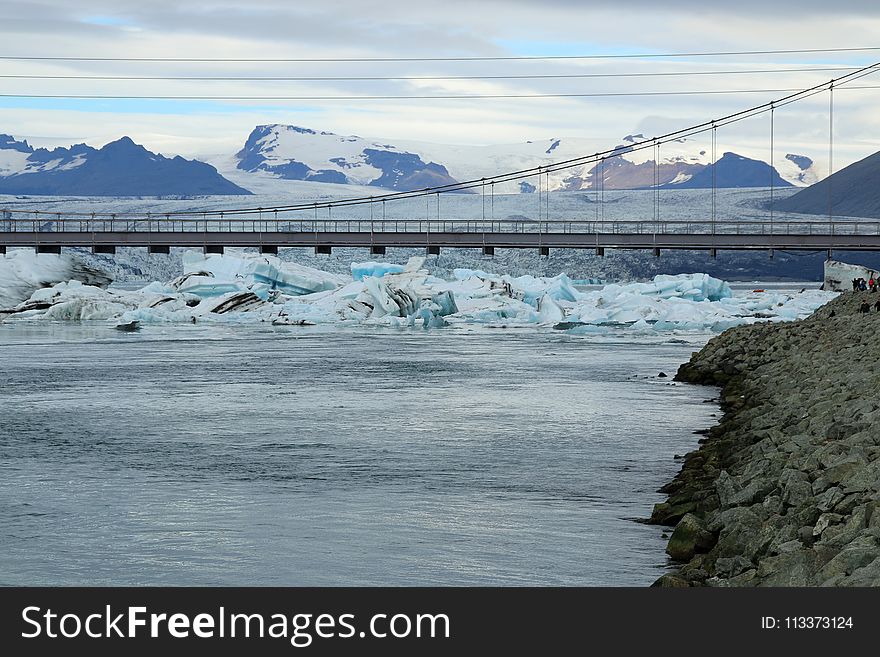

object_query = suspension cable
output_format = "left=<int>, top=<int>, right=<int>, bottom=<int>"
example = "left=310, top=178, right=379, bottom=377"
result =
left=2, top=63, right=878, bottom=220
left=769, top=102, right=775, bottom=229
left=829, top=81, right=834, bottom=222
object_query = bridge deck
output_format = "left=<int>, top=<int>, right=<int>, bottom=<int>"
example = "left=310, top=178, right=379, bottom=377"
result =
left=3, top=230, right=880, bottom=251
left=3, top=218, right=880, bottom=251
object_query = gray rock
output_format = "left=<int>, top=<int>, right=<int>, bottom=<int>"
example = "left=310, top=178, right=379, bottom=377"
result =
left=838, top=557, right=880, bottom=586
left=715, top=555, right=755, bottom=577
left=666, top=513, right=715, bottom=561
left=816, top=486, right=845, bottom=513
left=841, top=460, right=880, bottom=494
left=817, top=541, right=880, bottom=582
left=783, top=480, right=814, bottom=508
left=813, top=513, right=844, bottom=538
left=756, top=549, right=820, bottom=586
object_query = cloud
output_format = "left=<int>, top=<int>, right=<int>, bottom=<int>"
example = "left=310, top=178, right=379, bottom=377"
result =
left=0, top=0, right=877, bottom=170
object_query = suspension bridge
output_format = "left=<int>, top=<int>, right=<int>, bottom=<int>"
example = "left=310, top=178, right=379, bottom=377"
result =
left=2, top=60, right=879, bottom=257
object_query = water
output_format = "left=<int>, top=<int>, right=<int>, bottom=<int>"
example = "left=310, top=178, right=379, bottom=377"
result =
left=0, top=323, right=716, bottom=586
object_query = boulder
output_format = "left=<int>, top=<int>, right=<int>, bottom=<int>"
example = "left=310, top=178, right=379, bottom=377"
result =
left=666, top=513, right=715, bottom=561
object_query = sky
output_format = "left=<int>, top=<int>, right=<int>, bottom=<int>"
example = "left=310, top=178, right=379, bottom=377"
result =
left=0, top=0, right=879, bottom=169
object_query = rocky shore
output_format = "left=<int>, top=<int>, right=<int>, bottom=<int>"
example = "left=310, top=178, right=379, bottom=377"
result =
left=651, top=291, right=880, bottom=586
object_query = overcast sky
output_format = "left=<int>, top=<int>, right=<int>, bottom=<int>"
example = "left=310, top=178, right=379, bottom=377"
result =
left=0, top=0, right=878, bottom=168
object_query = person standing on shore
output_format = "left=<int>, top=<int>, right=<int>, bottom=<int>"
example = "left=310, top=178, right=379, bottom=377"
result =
left=859, top=300, right=870, bottom=313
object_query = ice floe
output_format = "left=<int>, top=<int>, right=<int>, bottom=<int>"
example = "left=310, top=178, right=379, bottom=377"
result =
left=0, top=249, right=837, bottom=332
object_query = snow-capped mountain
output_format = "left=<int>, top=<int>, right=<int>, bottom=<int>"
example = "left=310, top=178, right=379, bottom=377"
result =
left=234, top=125, right=462, bottom=192
left=219, top=125, right=820, bottom=195
left=0, top=126, right=822, bottom=198
left=659, top=152, right=792, bottom=189
left=0, top=135, right=250, bottom=196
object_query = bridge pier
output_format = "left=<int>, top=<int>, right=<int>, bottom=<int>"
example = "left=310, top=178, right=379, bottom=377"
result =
left=93, top=245, right=116, bottom=255
left=37, top=245, right=62, bottom=255
left=482, top=246, right=494, bottom=256
left=315, top=245, right=332, bottom=255
left=595, top=247, right=604, bottom=257
left=427, top=245, right=440, bottom=256
left=205, top=245, right=224, bottom=255
left=148, top=245, right=170, bottom=255
left=769, top=249, right=774, bottom=259
left=370, top=245, right=386, bottom=256
left=653, top=248, right=661, bottom=258
left=539, top=246, right=550, bottom=257
left=710, top=248, right=717, bottom=259
left=260, top=245, right=278, bottom=255
left=0, top=245, right=5, bottom=255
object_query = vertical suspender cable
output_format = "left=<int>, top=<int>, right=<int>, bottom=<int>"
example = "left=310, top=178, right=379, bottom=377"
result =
left=711, top=123, right=717, bottom=235
left=545, top=168, right=550, bottom=223
left=537, top=168, right=542, bottom=222
left=491, top=182, right=495, bottom=223
left=829, top=81, right=834, bottom=223
left=656, top=141, right=661, bottom=227
left=770, top=102, right=775, bottom=232
left=652, top=139, right=659, bottom=229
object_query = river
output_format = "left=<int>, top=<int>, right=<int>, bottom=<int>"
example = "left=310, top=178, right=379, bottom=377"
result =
left=0, top=323, right=720, bottom=586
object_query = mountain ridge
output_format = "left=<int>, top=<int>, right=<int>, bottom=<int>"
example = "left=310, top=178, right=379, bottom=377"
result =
left=0, top=134, right=251, bottom=196
left=775, top=149, right=880, bottom=218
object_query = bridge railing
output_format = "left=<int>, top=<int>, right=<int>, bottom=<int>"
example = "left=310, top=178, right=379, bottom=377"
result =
left=2, top=215, right=880, bottom=236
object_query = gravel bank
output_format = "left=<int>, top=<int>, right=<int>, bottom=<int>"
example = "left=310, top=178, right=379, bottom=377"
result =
left=651, top=291, right=880, bottom=586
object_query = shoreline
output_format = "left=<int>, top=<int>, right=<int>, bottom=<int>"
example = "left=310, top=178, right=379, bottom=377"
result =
left=650, top=291, right=880, bottom=586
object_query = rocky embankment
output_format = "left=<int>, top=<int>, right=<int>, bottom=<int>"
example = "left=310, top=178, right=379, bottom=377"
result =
left=651, top=291, right=880, bottom=586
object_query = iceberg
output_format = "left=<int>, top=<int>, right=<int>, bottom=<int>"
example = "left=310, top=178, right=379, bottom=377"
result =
left=351, top=261, right=406, bottom=281
left=0, top=250, right=112, bottom=308
left=179, top=251, right=345, bottom=298
left=1, top=250, right=837, bottom=333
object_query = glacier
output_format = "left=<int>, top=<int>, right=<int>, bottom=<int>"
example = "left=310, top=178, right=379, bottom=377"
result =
left=0, top=249, right=836, bottom=333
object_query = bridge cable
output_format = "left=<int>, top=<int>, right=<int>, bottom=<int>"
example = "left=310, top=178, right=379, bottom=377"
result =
left=0, top=66, right=861, bottom=83
left=711, top=123, right=717, bottom=235
left=490, top=182, right=495, bottom=223
left=656, top=142, right=661, bottom=230
left=829, top=82, right=834, bottom=223
left=545, top=168, right=550, bottom=226
left=769, top=102, right=775, bottom=233
left=3, top=46, right=879, bottom=63
left=3, top=63, right=879, bottom=220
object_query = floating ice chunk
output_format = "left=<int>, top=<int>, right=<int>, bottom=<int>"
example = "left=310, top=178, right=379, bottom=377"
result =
left=0, top=250, right=112, bottom=308
left=403, top=256, right=426, bottom=272
left=182, top=251, right=344, bottom=297
left=174, top=275, right=243, bottom=298
left=508, top=273, right=582, bottom=304
left=44, top=297, right=130, bottom=321
left=537, top=293, right=565, bottom=324
left=351, top=261, right=405, bottom=280
left=431, top=290, right=458, bottom=316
